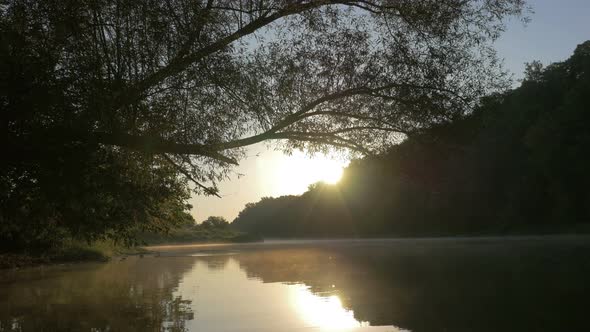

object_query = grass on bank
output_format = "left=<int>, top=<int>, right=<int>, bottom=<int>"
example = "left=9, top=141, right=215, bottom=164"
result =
left=0, top=240, right=149, bottom=270
left=0, top=223, right=260, bottom=269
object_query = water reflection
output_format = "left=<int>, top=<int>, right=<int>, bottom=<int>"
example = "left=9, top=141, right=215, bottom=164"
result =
left=230, top=238, right=590, bottom=332
left=0, top=257, right=196, bottom=331
left=169, top=255, right=393, bottom=332
left=290, top=285, right=369, bottom=330
left=1, top=237, right=589, bottom=331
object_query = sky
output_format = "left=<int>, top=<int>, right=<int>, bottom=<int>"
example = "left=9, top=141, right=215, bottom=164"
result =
left=191, top=0, right=590, bottom=223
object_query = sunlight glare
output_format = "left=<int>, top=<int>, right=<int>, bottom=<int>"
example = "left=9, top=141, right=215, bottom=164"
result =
left=269, top=151, right=348, bottom=196
left=290, top=285, right=367, bottom=331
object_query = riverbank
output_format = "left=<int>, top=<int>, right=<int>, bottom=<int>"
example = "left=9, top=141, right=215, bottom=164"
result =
left=147, top=233, right=590, bottom=257
left=3, top=231, right=588, bottom=270
left=0, top=234, right=263, bottom=270
left=0, top=224, right=264, bottom=269
left=0, top=241, right=150, bottom=270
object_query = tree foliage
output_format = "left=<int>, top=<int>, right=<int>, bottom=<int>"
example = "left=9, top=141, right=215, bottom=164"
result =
left=201, top=216, right=229, bottom=228
left=232, top=41, right=590, bottom=237
left=1, top=0, right=525, bottom=249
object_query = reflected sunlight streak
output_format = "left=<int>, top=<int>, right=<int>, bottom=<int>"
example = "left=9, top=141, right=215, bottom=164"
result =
left=290, top=285, right=367, bottom=331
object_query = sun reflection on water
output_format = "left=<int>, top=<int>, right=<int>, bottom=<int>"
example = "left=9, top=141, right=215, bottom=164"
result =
left=290, top=284, right=368, bottom=331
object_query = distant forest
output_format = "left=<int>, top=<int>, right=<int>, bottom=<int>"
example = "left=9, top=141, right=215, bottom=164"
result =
left=232, top=42, right=590, bottom=237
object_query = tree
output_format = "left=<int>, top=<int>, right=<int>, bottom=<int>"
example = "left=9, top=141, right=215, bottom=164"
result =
left=233, top=41, right=590, bottom=237
left=201, top=216, right=229, bottom=228
left=1, top=0, right=526, bottom=248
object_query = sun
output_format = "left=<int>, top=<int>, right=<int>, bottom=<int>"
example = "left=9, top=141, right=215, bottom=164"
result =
left=312, top=159, right=344, bottom=184
left=269, top=151, right=348, bottom=196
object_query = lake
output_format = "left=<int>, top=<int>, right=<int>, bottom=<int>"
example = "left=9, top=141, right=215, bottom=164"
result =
left=1, top=236, right=589, bottom=332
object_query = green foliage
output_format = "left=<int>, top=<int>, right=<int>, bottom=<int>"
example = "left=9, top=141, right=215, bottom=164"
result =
left=1, top=147, right=194, bottom=251
left=232, top=41, right=590, bottom=237
left=138, top=215, right=258, bottom=245
left=201, top=216, right=230, bottom=229
left=0, top=239, right=140, bottom=269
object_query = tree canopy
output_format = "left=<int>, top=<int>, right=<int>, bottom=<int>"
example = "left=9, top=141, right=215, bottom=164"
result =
left=232, top=41, right=590, bottom=237
left=201, top=216, right=229, bottom=228
left=1, top=0, right=525, bottom=249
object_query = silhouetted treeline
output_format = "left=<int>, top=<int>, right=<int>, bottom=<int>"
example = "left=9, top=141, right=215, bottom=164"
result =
left=232, top=41, right=590, bottom=237
left=137, top=216, right=261, bottom=244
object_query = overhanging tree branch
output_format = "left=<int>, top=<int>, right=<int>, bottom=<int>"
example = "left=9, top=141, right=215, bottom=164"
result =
left=89, top=132, right=238, bottom=165
left=162, top=154, right=221, bottom=197
left=113, top=1, right=368, bottom=110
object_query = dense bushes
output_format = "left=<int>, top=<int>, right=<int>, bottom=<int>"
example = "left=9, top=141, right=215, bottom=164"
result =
left=0, top=148, right=194, bottom=251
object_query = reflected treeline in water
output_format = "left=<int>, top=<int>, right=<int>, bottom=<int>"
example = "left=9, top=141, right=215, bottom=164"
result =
left=1, top=239, right=589, bottom=332
left=0, top=257, right=197, bottom=332
left=231, top=238, right=590, bottom=332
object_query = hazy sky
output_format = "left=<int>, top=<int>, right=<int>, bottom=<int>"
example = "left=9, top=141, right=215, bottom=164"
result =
left=191, top=0, right=590, bottom=223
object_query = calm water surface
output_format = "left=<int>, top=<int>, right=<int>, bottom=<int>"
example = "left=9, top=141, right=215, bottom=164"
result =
left=1, top=236, right=589, bottom=332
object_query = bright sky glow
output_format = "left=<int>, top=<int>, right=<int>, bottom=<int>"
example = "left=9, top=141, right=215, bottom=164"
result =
left=267, top=151, right=348, bottom=196
left=191, top=0, right=590, bottom=223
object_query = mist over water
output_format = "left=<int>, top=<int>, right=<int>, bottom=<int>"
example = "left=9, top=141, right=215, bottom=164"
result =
left=1, top=236, right=589, bottom=332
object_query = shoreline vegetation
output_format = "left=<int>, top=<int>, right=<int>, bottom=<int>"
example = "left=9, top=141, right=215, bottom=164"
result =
left=5, top=222, right=586, bottom=270
left=2, top=226, right=589, bottom=270
left=0, top=223, right=263, bottom=270
left=136, top=224, right=262, bottom=246
left=0, top=240, right=149, bottom=270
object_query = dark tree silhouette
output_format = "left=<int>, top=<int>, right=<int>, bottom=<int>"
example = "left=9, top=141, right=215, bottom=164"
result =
left=232, top=41, right=590, bottom=237
left=201, top=216, right=229, bottom=228
left=1, top=0, right=525, bottom=248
